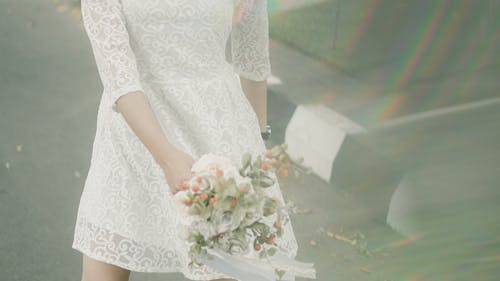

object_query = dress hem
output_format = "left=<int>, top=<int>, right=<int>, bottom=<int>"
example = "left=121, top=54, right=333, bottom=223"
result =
left=71, top=242, right=234, bottom=280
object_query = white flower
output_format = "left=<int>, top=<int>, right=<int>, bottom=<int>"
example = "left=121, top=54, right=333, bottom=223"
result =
left=191, top=153, right=241, bottom=180
left=207, top=204, right=243, bottom=234
left=193, top=221, right=218, bottom=240
left=191, top=153, right=232, bottom=172
left=172, top=190, right=198, bottom=239
left=217, top=232, right=250, bottom=255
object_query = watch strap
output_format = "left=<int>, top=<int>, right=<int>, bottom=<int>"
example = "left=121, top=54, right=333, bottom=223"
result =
left=261, top=124, right=271, bottom=140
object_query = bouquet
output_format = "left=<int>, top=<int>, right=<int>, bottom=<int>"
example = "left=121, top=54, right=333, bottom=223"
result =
left=173, top=144, right=316, bottom=281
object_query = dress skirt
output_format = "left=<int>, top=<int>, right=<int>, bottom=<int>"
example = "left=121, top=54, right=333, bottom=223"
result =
left=73, top=0, right=298, bottom=279
left=71, top=70, right=299, bottom=280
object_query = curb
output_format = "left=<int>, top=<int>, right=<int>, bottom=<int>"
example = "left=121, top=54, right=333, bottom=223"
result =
left=268, top=39, right=405, bottom=221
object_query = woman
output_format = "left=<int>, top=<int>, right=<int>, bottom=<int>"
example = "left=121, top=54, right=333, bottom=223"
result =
left=71, top=0, right=298, bottom=280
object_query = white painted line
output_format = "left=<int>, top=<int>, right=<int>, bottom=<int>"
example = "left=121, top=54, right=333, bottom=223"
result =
left=285, top=104, right=364, bottom=182
left=267, top=74, right=283, bottom=86
left=386, top=175, right=419, bottom=237
left=271, top=0, right=331, bottom=12
left=372, top=96, right=500, bottom=130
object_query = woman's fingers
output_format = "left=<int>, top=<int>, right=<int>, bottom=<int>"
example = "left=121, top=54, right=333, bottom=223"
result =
left=172, top=171, right=193, bottom=194
left=174, top=174, right=189, bottom=193
left=163, top=156, right=194, bottom=195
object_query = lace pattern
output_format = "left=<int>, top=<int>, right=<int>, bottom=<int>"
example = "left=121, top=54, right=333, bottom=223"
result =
left=81, top=0, right=145, bottom=111
left=232, top=0, right=272, bottom=81
left=73, top=0, right=298, bottom=279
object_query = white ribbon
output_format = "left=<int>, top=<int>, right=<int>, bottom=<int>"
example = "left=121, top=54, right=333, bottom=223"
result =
left=195, top=248, right=316, bottom=281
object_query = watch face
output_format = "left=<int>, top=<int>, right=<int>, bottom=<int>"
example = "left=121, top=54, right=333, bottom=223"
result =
left=261, top=125, right=271, bottom=140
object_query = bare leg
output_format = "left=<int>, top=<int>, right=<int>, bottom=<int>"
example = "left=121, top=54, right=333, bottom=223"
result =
left=81, top=254, right=131, bottom=281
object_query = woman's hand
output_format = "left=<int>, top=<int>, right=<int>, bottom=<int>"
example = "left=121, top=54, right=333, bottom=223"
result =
left=114, top=91, right=195, bottom=195
left=160, top=146, right=196, bottom=195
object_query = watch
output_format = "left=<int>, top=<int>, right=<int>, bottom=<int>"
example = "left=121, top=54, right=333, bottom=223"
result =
left=261, top=124, right=271, bottom=141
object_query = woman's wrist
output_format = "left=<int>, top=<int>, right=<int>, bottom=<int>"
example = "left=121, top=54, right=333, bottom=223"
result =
left=259, top=121, right=268, bottom=132
left=155, top=142, right=179, bottom=169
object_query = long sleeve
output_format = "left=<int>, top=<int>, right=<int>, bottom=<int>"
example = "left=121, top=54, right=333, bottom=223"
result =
left=231, top=0, right=272, bottom=81
left=81, top=0, right=144, bottom=112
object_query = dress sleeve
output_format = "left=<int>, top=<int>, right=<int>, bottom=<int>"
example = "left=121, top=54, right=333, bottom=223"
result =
left=81, top=0, right=144, bottom=112
left=231, top=0, right=272, bottom=81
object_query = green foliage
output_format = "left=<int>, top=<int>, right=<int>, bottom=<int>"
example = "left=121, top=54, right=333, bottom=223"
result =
left=179, top=144, right=313, bottom=280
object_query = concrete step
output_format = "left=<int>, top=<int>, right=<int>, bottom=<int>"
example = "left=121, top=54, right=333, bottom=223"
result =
left=267, top=89, right=404, bottom=222
left=267, top=38, right=406, bottom=222
left=267, top=38, right=500, bottom=232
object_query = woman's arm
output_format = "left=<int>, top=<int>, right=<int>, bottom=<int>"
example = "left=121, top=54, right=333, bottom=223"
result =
left=239, top=77, right=268, bottom=132
left=115, top=91, right=194, bottom=193
left=231, top=0, right=271, bottom=133
left=81, top=0, right=193, bottom=193
left=114, top=91, right=176, bottom=167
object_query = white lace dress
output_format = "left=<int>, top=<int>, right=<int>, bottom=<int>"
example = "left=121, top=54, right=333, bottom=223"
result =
left=71, top=0, right=298, bottom=280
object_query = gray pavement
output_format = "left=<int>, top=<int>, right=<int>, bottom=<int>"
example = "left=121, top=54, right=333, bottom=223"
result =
left=1, top=1, right=99, bottom=280
left=1, top=1, right=499, bottom=281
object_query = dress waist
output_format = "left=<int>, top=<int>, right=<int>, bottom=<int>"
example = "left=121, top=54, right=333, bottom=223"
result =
left=139, top=63, right=236, bottom=86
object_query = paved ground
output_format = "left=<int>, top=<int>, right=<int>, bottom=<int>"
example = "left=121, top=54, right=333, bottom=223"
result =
left=1, top=1, right=499, bottom=281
